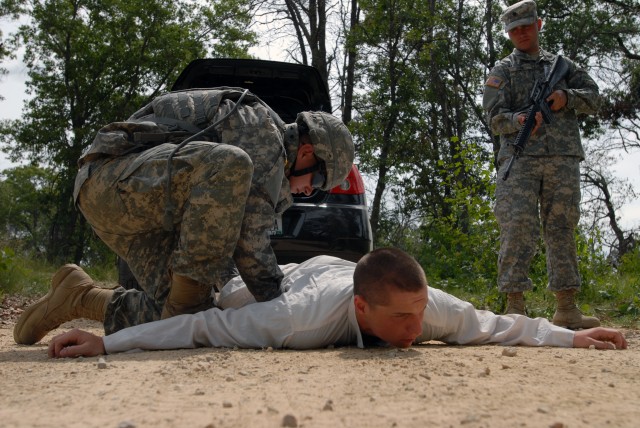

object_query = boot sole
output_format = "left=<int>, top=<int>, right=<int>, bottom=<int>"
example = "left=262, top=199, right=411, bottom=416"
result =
left=552, top=319, right=601, bottom=330
left=13, top=264, right=82, bottom=345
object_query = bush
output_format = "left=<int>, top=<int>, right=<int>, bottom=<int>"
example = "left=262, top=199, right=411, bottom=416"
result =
left=0, top=246, right=20, bottom=297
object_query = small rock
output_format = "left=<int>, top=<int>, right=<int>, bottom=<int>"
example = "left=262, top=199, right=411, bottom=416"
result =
left=478, top=367, right=490, bottom=377
left=282, top=414, right=298, bottom=427
left=589, top=345, right=596, bottom=350
left=117, top=421, right=136, bottom=428
left=501, top=347, right=517, bottom=357
left=323, top=400, right=334, bottom=411
left=460, top=414, right=479, bottom=424
left=223, top=401, right=233, bottom=408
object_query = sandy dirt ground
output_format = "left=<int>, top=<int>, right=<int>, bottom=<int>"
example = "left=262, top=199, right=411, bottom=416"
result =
left=1, top=305, right=639, bottom=428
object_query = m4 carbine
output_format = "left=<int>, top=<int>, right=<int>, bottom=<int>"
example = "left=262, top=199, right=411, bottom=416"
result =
left=502, top=55, right=570, bottom=180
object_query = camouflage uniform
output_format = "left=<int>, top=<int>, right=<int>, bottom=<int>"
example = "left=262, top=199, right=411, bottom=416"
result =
left=75, top=88, right=293, bottom=333
left=483, top=49, right=600, bottom=294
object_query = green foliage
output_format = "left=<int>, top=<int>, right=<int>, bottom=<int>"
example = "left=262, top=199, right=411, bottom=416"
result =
left=0, top=246, right=18, bottom=297
left=0, top=165, right=56, bottom=256
left=0, top=245, right=118, bottom=300
left=0, top=249, right=52, bottom=298
left=617, top=247, right=640, bottom=276
left=611, top=248, right=640, bottom=324
left=409, top=142, right=502, bottom=308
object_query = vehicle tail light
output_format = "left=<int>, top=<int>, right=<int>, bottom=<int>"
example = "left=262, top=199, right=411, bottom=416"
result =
left=329, top=164, right=365, bottom=195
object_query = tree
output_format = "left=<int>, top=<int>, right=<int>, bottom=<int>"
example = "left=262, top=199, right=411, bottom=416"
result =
left=0, top=1, right=22, bottom=101
left=0, top=165, right=55, bottom=255
left=348, top=0, right=494, bottom=246
left=581, top=147, right=638, bottom=260
left=251, top=0, right=343, bottom=114
left=0, top=0, right=256, bottom=263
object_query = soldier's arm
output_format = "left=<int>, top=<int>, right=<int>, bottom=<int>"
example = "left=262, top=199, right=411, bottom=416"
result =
left=564, top=59, right=601, bottom=115
left=482, top=66, right=522, bottom=136
left=232, top=187, right=285, bottom=302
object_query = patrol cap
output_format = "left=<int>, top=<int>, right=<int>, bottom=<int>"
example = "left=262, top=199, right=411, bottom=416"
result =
left=501, top=0, right=538, bottom=32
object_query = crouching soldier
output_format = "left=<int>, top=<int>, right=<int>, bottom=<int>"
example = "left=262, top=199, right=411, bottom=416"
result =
left=14, top=87, right=355, bottom=345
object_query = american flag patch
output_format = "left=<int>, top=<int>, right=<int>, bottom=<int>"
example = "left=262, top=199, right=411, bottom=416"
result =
left=485, top=76, right=503, bottom=88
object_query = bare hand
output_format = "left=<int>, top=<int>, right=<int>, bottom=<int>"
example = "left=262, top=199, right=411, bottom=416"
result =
left=48, top=328, right=106, bottom=358
left=573, top=327, right=628, bottom=350
left=518, top=111, right=543, bottom=135
left=546, top=89, right=567, bottom=111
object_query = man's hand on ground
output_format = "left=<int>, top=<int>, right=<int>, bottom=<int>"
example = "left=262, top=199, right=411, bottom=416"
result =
left=573, top=327, right=628, bottom=350
left=48, top=328, right=106, bottom=358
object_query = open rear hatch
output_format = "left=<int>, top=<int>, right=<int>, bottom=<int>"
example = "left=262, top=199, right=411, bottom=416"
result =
left=171, top=58, right=331, bottom=122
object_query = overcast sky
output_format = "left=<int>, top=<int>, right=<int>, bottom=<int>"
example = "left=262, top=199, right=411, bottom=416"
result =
left=1, top=44, right=638, bottom=230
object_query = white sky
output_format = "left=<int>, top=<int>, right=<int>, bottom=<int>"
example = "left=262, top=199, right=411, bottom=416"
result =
left=1, top=43, right=639, bottom=231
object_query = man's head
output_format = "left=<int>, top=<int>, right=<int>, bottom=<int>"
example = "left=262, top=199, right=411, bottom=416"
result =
left=353, top=248, right=428, bottom=348
left=284, top=112, right=355, bottom=194
left=501, top=0, right=542, bottom=55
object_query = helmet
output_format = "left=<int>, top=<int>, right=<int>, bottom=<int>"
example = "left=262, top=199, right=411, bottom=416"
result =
left=296, top=111, right=355, bottom=191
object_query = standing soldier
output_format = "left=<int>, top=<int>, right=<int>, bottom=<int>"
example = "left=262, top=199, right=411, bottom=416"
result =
left=482, top=0, right=601, bottom=328
left=14, top=88, right=354, bottom=345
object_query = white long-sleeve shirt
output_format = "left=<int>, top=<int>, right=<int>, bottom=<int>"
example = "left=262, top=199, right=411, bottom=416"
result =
left=103, top=256, right=574, bottom=354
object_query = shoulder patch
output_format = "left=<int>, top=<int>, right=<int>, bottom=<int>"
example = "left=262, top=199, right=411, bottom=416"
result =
left=485, top=76, right=503, bottom=89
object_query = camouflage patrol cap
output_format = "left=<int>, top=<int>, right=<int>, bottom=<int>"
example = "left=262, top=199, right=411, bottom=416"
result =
left=501, top=0, right=538, bottom=32
left=296, top=111, right=355, bottom=191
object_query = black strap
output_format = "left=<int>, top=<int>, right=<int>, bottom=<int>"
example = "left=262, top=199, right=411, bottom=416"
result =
left=289, top=163, right=320, bottom=177
left=133, top=131, right=193, bottom=144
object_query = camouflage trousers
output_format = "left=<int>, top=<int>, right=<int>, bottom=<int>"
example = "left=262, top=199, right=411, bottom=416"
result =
left=77, top=142, right=253, bottom=334
left=494, top=155, right=581, bottom=293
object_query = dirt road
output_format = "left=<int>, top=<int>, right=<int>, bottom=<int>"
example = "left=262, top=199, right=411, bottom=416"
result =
left=1, top=315, right=638, bottom=428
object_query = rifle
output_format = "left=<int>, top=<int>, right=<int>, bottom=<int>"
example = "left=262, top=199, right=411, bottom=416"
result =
left=502, top=55, right=570, bottom=180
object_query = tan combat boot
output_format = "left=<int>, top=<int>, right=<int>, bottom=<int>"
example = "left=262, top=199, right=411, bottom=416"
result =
left=504, top=292, right=526, bottom=315
left=14, top=264, right=113, bottom=345
left=161, top=273, right=214, bottom=319
left=552, top=289, right=601, bottom=330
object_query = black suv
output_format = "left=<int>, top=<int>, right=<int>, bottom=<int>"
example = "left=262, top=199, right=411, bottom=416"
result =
left=119, top=58, right=372, bottom=287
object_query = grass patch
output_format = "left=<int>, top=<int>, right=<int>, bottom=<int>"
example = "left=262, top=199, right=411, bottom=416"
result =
left=0, top=250, right=118, bottom=301
left=434, top=266, right=639, bottom=330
